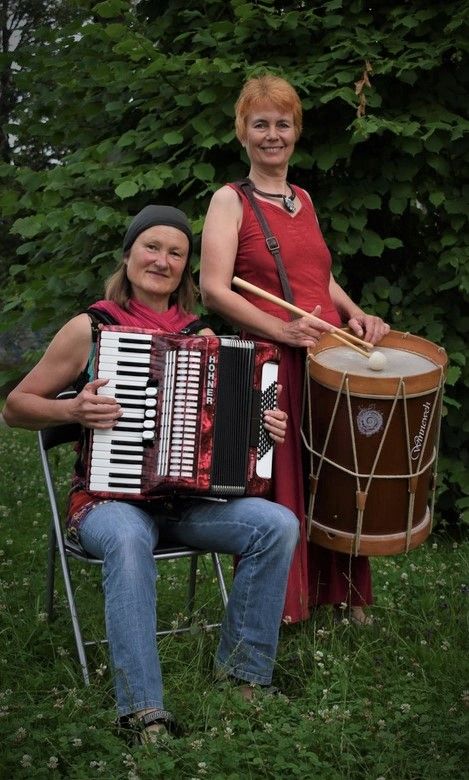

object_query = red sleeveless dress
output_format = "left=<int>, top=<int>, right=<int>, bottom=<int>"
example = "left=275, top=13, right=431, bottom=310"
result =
left=229, top=183, right=372, bottom=622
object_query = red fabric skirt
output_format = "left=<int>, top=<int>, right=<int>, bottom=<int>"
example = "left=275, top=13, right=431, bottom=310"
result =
left=273, top=346, right=372, bottom=623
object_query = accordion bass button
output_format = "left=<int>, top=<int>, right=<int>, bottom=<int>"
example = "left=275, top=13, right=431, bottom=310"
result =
left=143, top=420, right=156, bottom=429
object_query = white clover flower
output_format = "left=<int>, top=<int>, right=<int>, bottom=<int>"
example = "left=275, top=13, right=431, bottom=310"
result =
left=47, top=756, right=59, bottom=769
left=400, top=703, right=411, bottom=713
left=20, top=755, right=32, bottom=768
left=72, top=738, right=82, bottom=747
left=122, top=753, right=136, bottom=768
left=90, top=760, right=107, bottom=773
left=314, top=650, right=324, bottom=661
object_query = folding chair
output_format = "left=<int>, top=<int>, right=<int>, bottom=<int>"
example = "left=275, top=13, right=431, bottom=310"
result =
left=39, top=399, right=229, bottom=686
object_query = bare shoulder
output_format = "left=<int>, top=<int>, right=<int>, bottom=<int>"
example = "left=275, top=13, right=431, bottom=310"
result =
left=209, top=184, right=241, bottom=208
left=44, top=313, right=93, bottom=361
left=205, top=185, right=243, bottom=233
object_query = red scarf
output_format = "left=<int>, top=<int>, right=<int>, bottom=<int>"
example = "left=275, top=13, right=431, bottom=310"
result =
left=90, top=299, right=197, bottom=333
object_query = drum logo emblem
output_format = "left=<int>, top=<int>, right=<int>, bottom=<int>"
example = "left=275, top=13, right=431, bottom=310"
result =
left=356, top=406, right=383, bottom=437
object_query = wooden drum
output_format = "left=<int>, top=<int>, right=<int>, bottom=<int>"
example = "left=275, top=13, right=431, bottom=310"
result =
left=303, top=330, right=447, bottom=556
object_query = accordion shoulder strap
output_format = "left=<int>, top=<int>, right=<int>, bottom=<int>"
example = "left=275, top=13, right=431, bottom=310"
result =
left=86, top=307, right=118, bottom=342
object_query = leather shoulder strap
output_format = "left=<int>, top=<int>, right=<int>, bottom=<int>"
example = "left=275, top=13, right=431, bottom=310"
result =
left=234, top=180, right=294, bottom=307
left=86, top=307, right=118, bottom=343
left=179, top=318, right=211, bottom=335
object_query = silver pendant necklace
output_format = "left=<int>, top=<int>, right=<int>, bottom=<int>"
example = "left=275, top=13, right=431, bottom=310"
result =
left=250, top=181, right=296, bottom=213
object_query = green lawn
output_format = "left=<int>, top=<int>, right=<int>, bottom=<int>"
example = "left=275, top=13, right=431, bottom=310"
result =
left=0, top=425, right=467, bottom=779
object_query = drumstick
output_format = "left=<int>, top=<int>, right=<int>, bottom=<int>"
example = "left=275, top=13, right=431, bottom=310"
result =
left=231, top=276, right=373, bottom=358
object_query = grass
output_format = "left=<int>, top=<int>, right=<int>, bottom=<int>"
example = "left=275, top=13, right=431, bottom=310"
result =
left=0, top=424, right=468, bottom=779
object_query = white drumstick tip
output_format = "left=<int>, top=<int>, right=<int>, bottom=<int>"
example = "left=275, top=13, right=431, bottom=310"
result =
left=368, top=350, right=387, bottom=371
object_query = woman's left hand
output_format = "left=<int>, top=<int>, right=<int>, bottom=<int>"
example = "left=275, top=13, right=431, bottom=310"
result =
left=263, top=408, right=288, bottom=444
left=347, top=313, right=390, bottom=345
left=263, top=385, right=288, bottom=444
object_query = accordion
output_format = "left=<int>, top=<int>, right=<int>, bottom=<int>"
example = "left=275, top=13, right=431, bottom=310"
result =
left=86, top=326, right=280, bottom=499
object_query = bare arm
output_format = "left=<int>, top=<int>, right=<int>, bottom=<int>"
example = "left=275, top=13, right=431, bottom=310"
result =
left=329, top=275, right=390, bottom=344
left=3, top=314, right=122, bottom=430
left=200, top=187, right=332, bottom=348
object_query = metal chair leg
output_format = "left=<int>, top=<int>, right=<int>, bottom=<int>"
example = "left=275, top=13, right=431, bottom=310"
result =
left=186, top=555, right=198, bottom=621
left=45, top=521, right=57, bottom=620
left=211, top=553, right=229, bottom=607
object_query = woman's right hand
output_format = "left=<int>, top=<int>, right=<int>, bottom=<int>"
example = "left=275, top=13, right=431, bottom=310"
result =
left=70, top=378, right=123, bottom=429
left=279, top=305, right=333, bottom=348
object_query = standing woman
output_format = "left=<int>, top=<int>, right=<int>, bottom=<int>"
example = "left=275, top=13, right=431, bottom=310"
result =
left=200, top=74, right=390, bottom=625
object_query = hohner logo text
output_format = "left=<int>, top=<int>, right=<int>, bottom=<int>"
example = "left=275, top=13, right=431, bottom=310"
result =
left=206, top=354, right=217, bottom=405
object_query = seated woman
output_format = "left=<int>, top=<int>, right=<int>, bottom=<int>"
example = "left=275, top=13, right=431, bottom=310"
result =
left=3, top=205, right=299, bottom=744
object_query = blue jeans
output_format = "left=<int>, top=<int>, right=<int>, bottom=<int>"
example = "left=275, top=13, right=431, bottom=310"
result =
left=78, top=497, right=298, bottom=717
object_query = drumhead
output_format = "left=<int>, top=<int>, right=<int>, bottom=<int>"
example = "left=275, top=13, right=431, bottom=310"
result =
left=314, top=346, right=436, bottom=378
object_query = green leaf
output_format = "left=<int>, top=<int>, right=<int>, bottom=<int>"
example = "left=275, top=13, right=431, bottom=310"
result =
left=363, top=194, right=382, bottom=210
left=389, top=197, right=407, bottom=214
left=445, top=365, right=461, bottom=386
left=192, top=163, right=215, bottom=181
left=93, top=0, right=127, bottom=19
left=429, top=192, right=445, bottom=207
left=162, top=131, right=184, bottom=146
left=197, top=88, right=218, bottom=105
left=115, top=181, right=139, bottom=198
left=361, top=230, right=385, bottom=257
left=331, top=214, right=349, bottom=233
left=12, top=215, right=44, bottom=238
left=383, top=238, right=403, bottom=249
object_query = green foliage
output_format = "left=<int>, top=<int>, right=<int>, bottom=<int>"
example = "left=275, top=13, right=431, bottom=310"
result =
left=0, top=427, right=468, bottom=779
left=0, top=0, right=468, bottom=516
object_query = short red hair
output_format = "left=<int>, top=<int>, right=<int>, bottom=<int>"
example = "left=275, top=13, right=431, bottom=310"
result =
left=235, top=74, right=303, bottom=143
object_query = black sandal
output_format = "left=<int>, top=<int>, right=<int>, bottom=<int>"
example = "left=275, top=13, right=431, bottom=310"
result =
left=119, top=709, right=183, bottom=744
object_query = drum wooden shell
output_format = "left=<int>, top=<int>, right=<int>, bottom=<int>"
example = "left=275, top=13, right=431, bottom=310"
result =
left=304, top=330, right=447, bottom=555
